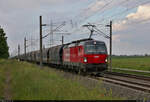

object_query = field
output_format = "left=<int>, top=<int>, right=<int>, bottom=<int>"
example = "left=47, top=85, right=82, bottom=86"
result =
left=0, top=59, right=122, bottom=100
left=112, top=56, right=150, bottom=76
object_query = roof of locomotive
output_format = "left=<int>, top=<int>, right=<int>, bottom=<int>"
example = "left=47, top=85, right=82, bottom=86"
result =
left=71, top=38, right=93, bottom=43
left=65, top=38, right=92, bottom=45
left=65, top=38, right=105, bottom=45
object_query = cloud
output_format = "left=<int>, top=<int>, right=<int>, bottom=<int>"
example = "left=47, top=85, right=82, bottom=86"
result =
left=0, top=0, right=92, bottom=55
left=113, top=20, right=127, bottom=32
left=127, top=5, right=150, bottom=20
left=109, top=4, right=150, bottom=55
left=113, top=4, right=150, bottom=32
left=1, top=0, right=150, bottom=55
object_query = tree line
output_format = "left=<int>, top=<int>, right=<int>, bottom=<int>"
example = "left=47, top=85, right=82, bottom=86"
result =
left=0, top=26, right=9, bottom=58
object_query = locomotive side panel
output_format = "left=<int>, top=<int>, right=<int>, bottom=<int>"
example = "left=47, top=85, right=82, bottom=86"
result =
left=63, top=44, right=84, bottom=68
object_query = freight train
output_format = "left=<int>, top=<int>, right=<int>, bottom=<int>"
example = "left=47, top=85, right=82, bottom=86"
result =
left=18, top=38, right=108, bottom=74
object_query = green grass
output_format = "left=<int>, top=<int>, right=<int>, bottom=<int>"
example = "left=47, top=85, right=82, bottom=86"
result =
left=0, top=59, right=123, bottom=100
left=112, top=56, right=150, bottom=71
left=111, top=56, right=150, bottom=76
left=0, top=59, right=6, bottom=99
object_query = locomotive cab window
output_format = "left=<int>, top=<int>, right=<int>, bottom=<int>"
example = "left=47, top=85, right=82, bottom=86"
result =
left=84, top=41, right=107, bottom=54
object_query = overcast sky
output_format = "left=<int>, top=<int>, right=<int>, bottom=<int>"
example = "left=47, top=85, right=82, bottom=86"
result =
left=1, top=0, right=150, bottom=56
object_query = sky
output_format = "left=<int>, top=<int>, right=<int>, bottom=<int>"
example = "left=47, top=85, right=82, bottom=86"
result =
left=1, top=0, right=150, bottom=56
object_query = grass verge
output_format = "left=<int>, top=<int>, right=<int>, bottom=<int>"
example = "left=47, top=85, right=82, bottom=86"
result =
left=0, top=59, right=123, bottom=100
left=0, top=59, right=7, bottom=99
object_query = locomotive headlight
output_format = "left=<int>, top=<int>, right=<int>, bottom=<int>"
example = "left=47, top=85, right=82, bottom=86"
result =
left=105, top=59, right=108, bottom=62
left=84, top=57, right=87, bottom=63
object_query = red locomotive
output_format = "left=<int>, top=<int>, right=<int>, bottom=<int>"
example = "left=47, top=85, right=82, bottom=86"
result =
left=18, top=38, right=108, bottom=74
left=63, top=38, right=108, bottom=74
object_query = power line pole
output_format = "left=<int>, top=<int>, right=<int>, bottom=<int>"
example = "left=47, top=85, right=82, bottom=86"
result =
left=62, top=35, right=64, bottom=45
left=24, top=37, right=27, bottom=60
left=40, top=16, right=43, bottom=67
left=18, top=44, right=20, bottom=61
left=39, top=16, right=47, bottom=67
left=106, top=21, right=112, bottom=71
left=110, top=21, right=112, bottom=72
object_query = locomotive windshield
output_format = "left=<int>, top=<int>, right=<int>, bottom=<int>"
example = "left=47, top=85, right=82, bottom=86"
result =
left=84, top=41, right=107, bottom=54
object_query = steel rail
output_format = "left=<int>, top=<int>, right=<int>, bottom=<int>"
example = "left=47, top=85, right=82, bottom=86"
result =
left=98, top=77, right=150, bottom=93
left=102, top=76, right=150, bottom=88
left=104, top=71, right=150, bottom=81
left=112, top=68, right=150, bottom=74
left=95, top=71, right=150, bottom=93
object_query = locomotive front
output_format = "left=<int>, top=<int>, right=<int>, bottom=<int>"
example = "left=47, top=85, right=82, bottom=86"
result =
left=82, top=40, right=108, bottom=73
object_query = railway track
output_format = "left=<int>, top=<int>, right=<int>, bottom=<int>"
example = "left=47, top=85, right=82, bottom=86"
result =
left=55, top=68, right=150, bottom=93
left=104, top=71, right=150, bottom=81
left=40, top=63, right=150, bottom=93
left=96, top=71, right=150, bottom=93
